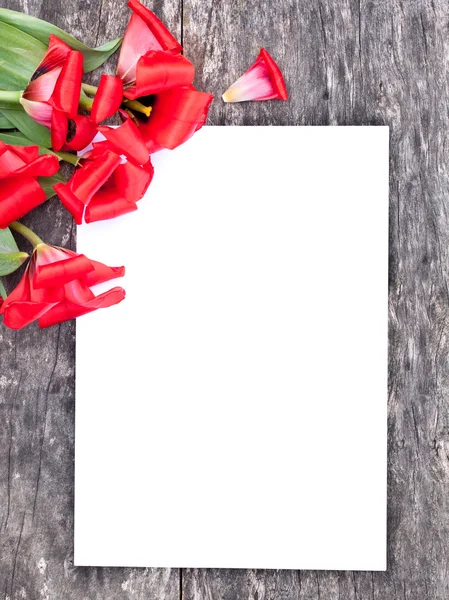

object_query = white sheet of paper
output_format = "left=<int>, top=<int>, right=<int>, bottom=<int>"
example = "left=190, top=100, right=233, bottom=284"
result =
left=75, top=126, right=388, bottom=571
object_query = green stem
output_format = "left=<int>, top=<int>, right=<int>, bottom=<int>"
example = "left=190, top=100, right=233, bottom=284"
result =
left=10, top=221, right=44, bottom=248
left=79, top=93, right=93, bottom=112
left=82, top=83, right=98, bottom=96
left=54, top=150, right=79, bottom=166
left=0, top=90, right=23, bottom=110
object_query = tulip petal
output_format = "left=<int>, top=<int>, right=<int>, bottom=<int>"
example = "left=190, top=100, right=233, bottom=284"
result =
left=20, top=97, right=53, bottom=128
left=52, top=50, right=84, bottom=118
left=141, top=87, right=213, bottom=151
left=32, top=34, right=72, bottom=79
left=99, top=119, right=149, bottom=165
left=85, top=189, right=138, bottom=223
left=124, top=51, right=195, bottom=99
left=38, top=286, right=126, bottom=328
left=83, top=260, right=125, bottom=287
left=62, top=114, right=97, bottom=151
left=34, top=254, right=95, bottom=289
left=53, top=182, right=85, bottom=225
left=71, top=149, right=121, bottom=203
left=8, top=145, right=39, bottom=163
left=113, top=158, right=154, bottom=202
left=0, top=146, right=26, bottom=178
left=0, top=177, right=46, bottom=229
left=3, top=300, right=54, bottom=329
left=127, top=0, right=182, bottom=53
left=117, top=0, right=182, bottom=86
left=51, top=108, right=69, bottom=151
left=91, top=74, right=124, bottom=123
left=23, top=68, right=62, bottom=102
left=12, top=154, right=59, bottom=178
left=222, top=48, right=288, bottom=103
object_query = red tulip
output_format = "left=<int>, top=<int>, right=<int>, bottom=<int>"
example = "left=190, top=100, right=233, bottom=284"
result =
left=0, top=142, right=60, bottom=228
left=54, top=120, right=154, bottom=224
left=222, top=48, right=288, bottom=102
left=20, top=35, right=94, bottom=151
left=0, top=243, right=125, bottom=330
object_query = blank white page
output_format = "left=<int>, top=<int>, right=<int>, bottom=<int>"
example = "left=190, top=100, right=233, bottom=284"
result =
left=75, top=126, right=388, bottom=570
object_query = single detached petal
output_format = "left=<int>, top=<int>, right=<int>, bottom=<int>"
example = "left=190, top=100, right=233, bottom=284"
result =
left=0, top=177, right=47, bottom=229
left=124, top=51, right=195, bottom=99
left=140, top=87, right=213, bottom=151
left=51, top=50, right=84, bottom=118
left=38, top=286, right=126, bottom=328
left=99, top=119, right=149, bottom=165
left=117, top=0, right=182, bottom=86
left=222, top=48, right=288, bottom=103
left=91, top=75, right=124, bottom=123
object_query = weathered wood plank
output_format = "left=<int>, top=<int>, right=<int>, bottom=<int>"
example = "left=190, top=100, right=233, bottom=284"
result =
left=182, top=0, right=449, bottom=598
left=1, top=0, right=449, bottom=598
left=0, top=1, right=181, bottom=599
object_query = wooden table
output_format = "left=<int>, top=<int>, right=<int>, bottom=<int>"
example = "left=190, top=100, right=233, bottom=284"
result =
left=1, top=0, right=448, bottom=598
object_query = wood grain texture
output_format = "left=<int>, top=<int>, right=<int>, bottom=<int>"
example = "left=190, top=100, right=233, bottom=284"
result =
left=0, top=0, right=448, bottom=598
left=182, top=0, right=449, bottom=598
left=0, top=1, right=180, bottom=599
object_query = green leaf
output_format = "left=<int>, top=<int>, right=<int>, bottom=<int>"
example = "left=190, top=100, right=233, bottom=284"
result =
left=0, top=113, right=12, bottom=129
left=0, top=227, right=28, bottom=276
left=0, top=278, right=7, bottom=300
left=0, top=21, right=46, bottom=90
left=0, top=109, right=51, bottom=147
left=0, top=227, right=20, bottom=254
left=39, top=173, right=66, bottom=200
left=0, top=131, right=80, bottom=165
left=0, top=251, right=28, bottom=276
left=0, top=9, right=122, bottom=73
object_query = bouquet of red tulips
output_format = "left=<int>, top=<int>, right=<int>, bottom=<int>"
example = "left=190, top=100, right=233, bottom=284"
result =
left=0, top=0, right=287, bottom=330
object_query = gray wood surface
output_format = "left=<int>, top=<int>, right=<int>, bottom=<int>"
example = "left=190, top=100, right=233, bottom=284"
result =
left=0, top=0, right=448, bottom=598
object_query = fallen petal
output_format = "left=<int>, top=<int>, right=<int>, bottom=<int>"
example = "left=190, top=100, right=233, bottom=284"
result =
left=222, top=48, right=288, bottom=103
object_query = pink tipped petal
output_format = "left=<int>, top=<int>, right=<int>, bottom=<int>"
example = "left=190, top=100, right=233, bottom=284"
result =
left=20, top=97, right=53, bottom=128
left=117, top=0, right=182, bottom=86
left=35, top=35, right=73, bottom=76
left=23, top=67, right=62, bottom=102
left=222, top=48, right=288, bottom=103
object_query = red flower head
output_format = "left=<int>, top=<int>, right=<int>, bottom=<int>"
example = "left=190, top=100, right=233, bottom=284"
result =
left=0, top=243, right=125, bottom=330
left=20, top=35, right=95, bottom=151
left=54, top=119, right=154, bottom=224
left=0, top=142, right=59, bottom=229
left=222, top=48, right=288, bottom=103
left=87, top=0, right=212, bottom=151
